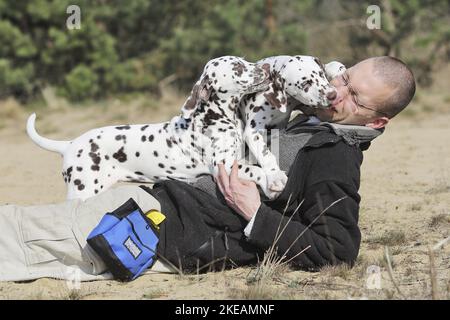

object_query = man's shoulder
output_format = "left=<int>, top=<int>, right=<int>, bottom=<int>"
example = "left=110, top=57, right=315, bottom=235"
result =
left=300, top=132, right=363, bottom=188
left=305, top=132, right=363, bottom=164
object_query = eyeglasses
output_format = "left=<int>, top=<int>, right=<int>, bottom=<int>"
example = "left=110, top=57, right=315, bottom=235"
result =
left=341, top=72, right=390, bottom=118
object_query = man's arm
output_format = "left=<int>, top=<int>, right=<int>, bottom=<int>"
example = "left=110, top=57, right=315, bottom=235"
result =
left=217, top=143, right=362, bottom=270
left=247, top=180, right=361, bottom=269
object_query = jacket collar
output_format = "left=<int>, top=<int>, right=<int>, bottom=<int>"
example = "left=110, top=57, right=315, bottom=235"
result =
left=287, top=114, right=383, bottom=149
left=321, top=122, right=383, bottom=146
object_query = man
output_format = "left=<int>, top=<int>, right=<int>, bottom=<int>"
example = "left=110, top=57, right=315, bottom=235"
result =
left=0, top=56, right=415, bottom=282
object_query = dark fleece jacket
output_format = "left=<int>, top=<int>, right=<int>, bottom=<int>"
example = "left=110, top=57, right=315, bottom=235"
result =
left=142, top=122, right=370, bottom=272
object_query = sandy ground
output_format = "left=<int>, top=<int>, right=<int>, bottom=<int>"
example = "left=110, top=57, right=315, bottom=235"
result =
left=0, top=97, right=449, bottom=300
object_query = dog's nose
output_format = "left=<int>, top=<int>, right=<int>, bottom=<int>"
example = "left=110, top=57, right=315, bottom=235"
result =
left=326, top=90, right=337, bottom=101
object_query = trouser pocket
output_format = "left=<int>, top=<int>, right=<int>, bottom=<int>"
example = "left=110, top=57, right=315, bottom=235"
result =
left=20, top=204, right=87, bottom=268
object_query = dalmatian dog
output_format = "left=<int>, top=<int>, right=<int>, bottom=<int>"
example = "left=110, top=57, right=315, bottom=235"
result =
left=238, top=55, right=346, bottom=195
left=27, top=56, right=281, bottom=201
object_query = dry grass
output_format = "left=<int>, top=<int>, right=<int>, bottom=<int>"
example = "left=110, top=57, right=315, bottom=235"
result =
left=366, top=230, right=408, bottom=248
left=229, top=196, right=349, bottom=299
left=0, top=98, right=23, bottom=119
left=142, top=289, right=169, bottom=300
left=426, top=177, right=450, bottom=195
left=429, top=213, right=450, bottom=229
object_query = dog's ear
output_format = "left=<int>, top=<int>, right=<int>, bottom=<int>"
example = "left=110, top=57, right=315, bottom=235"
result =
left=324, top=61, right=346, bottom=81
left=264, top=72, right=288, bottom=113
left=181, top=75, right=212, bottom=119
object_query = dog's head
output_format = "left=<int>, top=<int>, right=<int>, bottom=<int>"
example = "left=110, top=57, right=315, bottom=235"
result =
left=181, top=56, right=271, bottom=119
left=281, top=55, right=337, bottom=109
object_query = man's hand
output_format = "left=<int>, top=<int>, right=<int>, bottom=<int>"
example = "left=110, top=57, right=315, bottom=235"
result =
left=216, top=160, right=261, bottom=221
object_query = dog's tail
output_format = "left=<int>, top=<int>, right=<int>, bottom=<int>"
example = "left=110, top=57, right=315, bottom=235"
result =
left=26, top=113, right=70, bottom=154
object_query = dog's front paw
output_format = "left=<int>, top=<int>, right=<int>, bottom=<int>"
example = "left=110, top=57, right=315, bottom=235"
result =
left=265, top=170, right=288, bottom=199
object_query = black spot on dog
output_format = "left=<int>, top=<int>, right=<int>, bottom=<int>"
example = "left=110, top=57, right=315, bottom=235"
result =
left=78, top=184, right=85, bottom=191
left=76, top=167, right=83, bottom=172
left=66, top=166, right=73, bottom=183
left=89, top=143, right=101, bottom=171
left=250, top=120, right=256, bottom=128
left=90, top=142, right=99, bottom=153
left=135, top=152, right=140, bottom=157
left=141, top=135, right=147, bottom=142
left=135, top=171, right=144, bottom=175
left=301, top=79, right=313, bottom=92
left=158, top=163, right=165, bottom=168
left=149, top=135, right=154, bottom=142
left=89, top=152, right=100, bottom=164
left=74, top=179, right=81, bottom=185
left=94, top=179, right=98, bottom=184
left=141, top=125, right=149, bottom=131
left=113, top=147, right=127, bottom=163
left=115, top=125, right=130, bottom=130
left=153, top=151, right=158, bottom=157
left=166, top=139, right=172, bottom=148
left=231, top=61, right=246, bottom=77
left=203, top=109, right=222, bottom=127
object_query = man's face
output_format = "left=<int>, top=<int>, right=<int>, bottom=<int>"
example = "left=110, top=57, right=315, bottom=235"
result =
left=314, top=59, right=394, bottom=128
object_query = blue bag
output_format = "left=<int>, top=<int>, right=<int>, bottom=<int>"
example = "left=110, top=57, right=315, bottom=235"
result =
left=87, top=198, right=159, bottom=281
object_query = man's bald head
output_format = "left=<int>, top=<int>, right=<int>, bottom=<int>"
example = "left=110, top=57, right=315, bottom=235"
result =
left=370, top=56, right=416, bottom=118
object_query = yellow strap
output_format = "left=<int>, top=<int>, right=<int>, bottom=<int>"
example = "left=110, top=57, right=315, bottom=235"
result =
left=145, top=209, right=166, bottom=229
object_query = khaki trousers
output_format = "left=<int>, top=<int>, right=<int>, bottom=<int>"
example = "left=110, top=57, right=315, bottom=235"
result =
left=0, top=185, right=175, bottom=282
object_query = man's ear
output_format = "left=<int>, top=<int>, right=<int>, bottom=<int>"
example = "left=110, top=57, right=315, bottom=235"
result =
left=264, top=72, right=288, bottom=112
left=181, top=75, right=211, bottom=119
left=366, top=117, right=389, bottom=129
